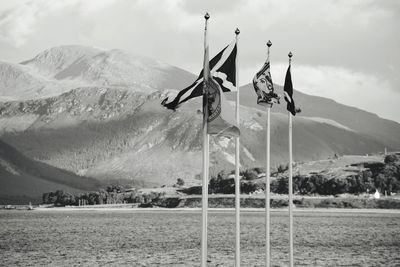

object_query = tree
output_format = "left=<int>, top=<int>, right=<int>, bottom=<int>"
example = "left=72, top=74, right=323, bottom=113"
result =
left=241, top=169, right=259, bottom=181
left=384, top=154, right=399, bottom=164
left=54, top=190, right=76, bottom=206
left=374, top=174, right=386, bottom=193
left=176, top=178, right=185, bottom=187
left=293, top=175, right=308, bottom=195
left=42, top=192, right=50, bottom=204
left=209, top=171, right=234, bottom=194
left=277, top=164, right=289, bottom=174
left=274, top=177, right=288, bottom=194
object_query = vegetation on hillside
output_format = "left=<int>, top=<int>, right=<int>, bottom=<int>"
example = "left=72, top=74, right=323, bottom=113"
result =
left=183, top=154, right=400, bottom=196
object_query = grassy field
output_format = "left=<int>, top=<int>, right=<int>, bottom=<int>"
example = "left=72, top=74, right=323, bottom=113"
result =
left=0, top=210, right=399, bottom=266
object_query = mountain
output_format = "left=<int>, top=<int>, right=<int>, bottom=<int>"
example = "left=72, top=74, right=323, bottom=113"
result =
left=21, top=45, right=195, bottom=92
left=0, top=139, right=100, bottom=204
left=0, top=87, right=387, bottom=188
left=0, top=45, right=195, bottom=101
left=0, top=45, right=399, bottom=190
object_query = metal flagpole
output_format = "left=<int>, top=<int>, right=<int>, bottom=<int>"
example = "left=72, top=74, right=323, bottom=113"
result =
left=201, top=12, right=210, bottom=267
left=288, top=52, right=294, bottom=267
left=265, top=40, right=272, bottom=267
left=234, top=27, right=241, bottom=267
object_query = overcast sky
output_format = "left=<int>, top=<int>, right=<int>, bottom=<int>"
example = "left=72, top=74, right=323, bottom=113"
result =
left=0, top=0, right=399, bottom=122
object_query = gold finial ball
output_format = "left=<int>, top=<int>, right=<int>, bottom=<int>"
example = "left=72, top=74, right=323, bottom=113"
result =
left=235, top=28, right=240, bottom=35
left=288, top=52, right=293, bottom=58
left=267, top=40, right=272, bottom=47
left=204, top=12, right=210, bottom=20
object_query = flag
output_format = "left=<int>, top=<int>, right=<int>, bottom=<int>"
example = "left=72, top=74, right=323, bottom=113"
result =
left=203, top=41, right=240, bottom=138
left=252, top=58, right=280, bottom=107
left=162, top=42, right=237, bottom=110
left=283, top=65, right=297, bottom=116
left=205, top=77, right=240, bottom=137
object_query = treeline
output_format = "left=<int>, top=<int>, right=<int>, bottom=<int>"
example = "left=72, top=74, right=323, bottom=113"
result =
left=42, top=185, right=164, bottom=207
left=183, top=154, right=400, bottom=196
left=181, top=169, right=265, bottom=195
left=290, top=154, right=400, bottom=195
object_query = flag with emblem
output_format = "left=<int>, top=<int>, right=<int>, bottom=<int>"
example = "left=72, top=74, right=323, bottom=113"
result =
left=203, top=41, right=239, bottom=137
left=252, top=56, right=279, bottom=107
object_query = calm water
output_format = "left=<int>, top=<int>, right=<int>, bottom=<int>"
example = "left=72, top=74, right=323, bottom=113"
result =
left=0, top=210, right=399, bottom=266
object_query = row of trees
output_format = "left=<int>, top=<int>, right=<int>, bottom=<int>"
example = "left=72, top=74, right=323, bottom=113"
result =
left=42, top=185, right=164, bottom=207
left=202, top=154, right=400, bottom=196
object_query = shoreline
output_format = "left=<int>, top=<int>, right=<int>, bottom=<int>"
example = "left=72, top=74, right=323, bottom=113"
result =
left=2, top=195, right=400, bottom=211
left=3, top=206, right=399, bottom=214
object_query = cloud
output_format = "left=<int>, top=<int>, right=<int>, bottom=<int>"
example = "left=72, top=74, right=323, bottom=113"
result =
left=178, top=0, right=244, bottom=15
left=0, top=0, right=115, bottom=46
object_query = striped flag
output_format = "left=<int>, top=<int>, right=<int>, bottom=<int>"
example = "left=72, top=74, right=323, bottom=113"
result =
left=162, top=42, right=237, bottom=110
left=252, top=58, right=280, bottom=107
left=283, top=65, right=297, bottom=116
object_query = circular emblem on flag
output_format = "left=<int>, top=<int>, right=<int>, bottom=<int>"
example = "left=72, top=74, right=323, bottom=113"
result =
left=207, top=79, right=221, bottom=122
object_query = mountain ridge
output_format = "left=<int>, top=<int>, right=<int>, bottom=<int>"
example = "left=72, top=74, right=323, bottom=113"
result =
left=1, top=45, right=196, bottom=101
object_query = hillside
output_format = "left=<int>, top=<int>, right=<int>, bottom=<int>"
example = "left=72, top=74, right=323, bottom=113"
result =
left=0, top=139, right=101, bottom=204
left=0, top=87, right=387, bottom=187
left=0, top=45, right=399, bottom=189
left=232, top=84, right=400, bottom=149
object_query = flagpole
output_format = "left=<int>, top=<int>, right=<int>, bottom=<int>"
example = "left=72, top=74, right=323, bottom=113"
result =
left=234, top=27, right=241, bottom=267
left=201, top=12, right=210, bottom=267
left=265, top=40, right=272, bottom=267
left=288, top=51, right=294, bottom=267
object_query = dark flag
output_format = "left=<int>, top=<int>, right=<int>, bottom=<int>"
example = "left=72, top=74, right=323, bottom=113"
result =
left=283, top=65, right=297, bottom=116
left=162, top=42, right=237, bottom=110
left=252, top=58, right=280, bottom=107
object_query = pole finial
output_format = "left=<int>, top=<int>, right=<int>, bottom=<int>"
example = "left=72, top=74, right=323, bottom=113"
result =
left=288, top=52, right=293, bottom=58
left=267, top=40, right=272, bottom=47
left=235, top=28, right=240, bottom=35
left=204, top=12, right=210, bottom=20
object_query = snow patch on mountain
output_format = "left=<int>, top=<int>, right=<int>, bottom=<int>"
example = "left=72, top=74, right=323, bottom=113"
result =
left=218, top=137, right=231, bottom=148
left=243, top=147, right=255, bottom=162
left=222, top=151, right=236, bottom=165
left=246, top=121, right=263, bottom=131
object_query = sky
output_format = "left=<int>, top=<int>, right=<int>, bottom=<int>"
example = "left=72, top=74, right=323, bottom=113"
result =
left=0, top=0, right=399, bottom=122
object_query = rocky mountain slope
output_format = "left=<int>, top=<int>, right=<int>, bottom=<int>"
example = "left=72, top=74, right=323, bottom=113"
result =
left=0, top=87, right=387, bottom=187
left=0, top=45, right=399, bottom=189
